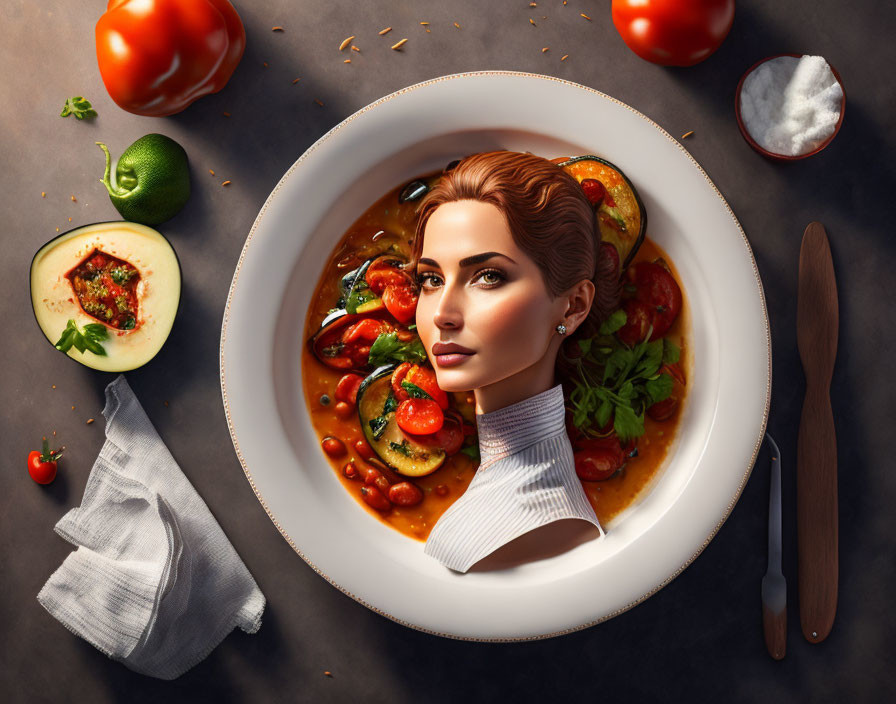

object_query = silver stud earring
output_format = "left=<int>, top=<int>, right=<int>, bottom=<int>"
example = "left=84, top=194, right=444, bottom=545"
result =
left=555, top=323, right=567, bottom=335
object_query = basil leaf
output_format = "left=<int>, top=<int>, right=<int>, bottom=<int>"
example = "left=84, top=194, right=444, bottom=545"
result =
left=368, top=332, right=427, bottom=367
left=401, top=380, right=433, bottom=400
left=389, top=440, right=413, bottom=457
left=82, top=323, right=108, bottom=341
left=72, top=334, right=87, bottom=353
left=54, top=328, right=75, bottom=352
left=83, top=338, right=107, bottom=356
left=382, top=390, right=398, bottom=415
left=60, top=96, right=97, bottom=120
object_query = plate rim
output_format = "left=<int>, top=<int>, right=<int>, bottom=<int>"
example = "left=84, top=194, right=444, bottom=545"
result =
left=219, top=69, right=772, bottom=641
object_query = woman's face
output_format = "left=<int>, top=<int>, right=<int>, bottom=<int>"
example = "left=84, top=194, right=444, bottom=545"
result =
left=415, top=200, right=567, bottom=401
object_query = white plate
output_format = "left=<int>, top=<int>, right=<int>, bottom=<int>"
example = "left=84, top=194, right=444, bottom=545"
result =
left=220, top=71, right=771, bottom=640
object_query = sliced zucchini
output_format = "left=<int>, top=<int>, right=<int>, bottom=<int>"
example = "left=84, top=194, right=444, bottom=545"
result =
left=557, top=155, right=647, bottom=270
left=357, top=365, right=446, bottom=477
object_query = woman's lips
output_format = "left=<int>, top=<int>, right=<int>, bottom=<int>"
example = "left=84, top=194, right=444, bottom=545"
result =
left=434, top=352, right=474, bottom=368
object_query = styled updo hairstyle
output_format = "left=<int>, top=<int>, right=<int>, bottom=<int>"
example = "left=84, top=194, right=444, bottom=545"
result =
left=411, top=150, right=618, bottom=335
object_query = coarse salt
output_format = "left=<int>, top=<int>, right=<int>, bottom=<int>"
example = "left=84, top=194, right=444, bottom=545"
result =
left=739, top=55, right=843, bottom=156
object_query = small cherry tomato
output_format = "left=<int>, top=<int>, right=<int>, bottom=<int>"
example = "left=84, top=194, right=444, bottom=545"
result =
left=382, top=284, right=418, bottom=324
left=321, top=436, right=347, bottom=458
left=580, top=178, right=607, bottom=207
left=661, top=361, right=687, bottom=386
left=391, top=362, right=413, bottom=402
left=360, top=485, right=392, bottom=511
left=335, top=373, right=364, bottom=404
left=434, top=484, right=449, bottom=497
left=388, top=482, right=424, bottom=507
left=395, top=398, right=444, bottom=435
left=342, top=318, right=386, bottom=344
left=403, top=365, right=450, bottom=409
left=617, top=300, right=654, bottom=346
left=365, top=258, right=413, bottom=296
left=334, top=401, right=354, bottom=419
left=631, top=261, right=683, bottom=337
left=27, top=437, right=63, bottom=485
left=574, top=437, right=626, bottom=481
left=405, top=415, right=464, bottom=455
left=342, top=461, right=360, bottom=480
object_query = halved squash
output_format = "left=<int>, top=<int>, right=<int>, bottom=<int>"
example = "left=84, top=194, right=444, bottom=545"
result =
left=557, top=155, right=647, bottom=269
left=357, top=365, right=446, bottom=477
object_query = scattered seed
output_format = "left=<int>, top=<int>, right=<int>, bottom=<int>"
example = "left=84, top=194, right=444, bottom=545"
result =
left=314, top=98, right=324, bottom=106
left=542, top=47, right=549, bottom=53
left=263, top=61, right=268, bottom=68
left=209, top=169, right=215, bottom=175
left=530, top=2, right=537, bottom=6
left=378, top=27, right=392, bottom=35
left=681, top=130, right=695, bottom=139
left=272, top=26, right=284, bottom=32
left=344, top=59, right=351, bottom=63
left=529, top=18, right=536, bottom=26
left=420, top=21, right=429, bottom=26
left=53, top=430, right=56, bottom=436
left=71, top=405, right=75, bottom=410
left=561, top=54, right=569, bottom=61
left=454, top=22, right=461, bottom=29
left=71, top=195, right=76, bottom=202
left=391, top=38, right=408, bottom=50
left=52, top=385, right=56, bottom=389
left=87, top=418, right=95, bottom=425
left=164, top=400, right=169, bottom=407
left=223, top=111, right=231, bottom=117
left=56, top=227, right=60, bottom=232
left=324, top=671, right=333, bottom=678
left=221, top=180, right=232, bottom=187
left=68, top=217, right=72, bottom=222
left=339, top=35, right=355, bottom=51
left=581, top=13, right=592, bottom=21
left=563, top=0, right=567, bottom=4
left=292, top=77, right=301, bottom=84
left=426, top=28, right=431, bottom=33
left=41, top=192, right=46, bottom=198
left=351, top=45, right=360, bottom=52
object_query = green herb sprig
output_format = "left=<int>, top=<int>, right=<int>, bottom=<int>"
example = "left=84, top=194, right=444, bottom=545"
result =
left=368, top=332, right=427, bottom=367
left=566, top=309, right=680, bottom=442
left=54, top=319, right=108, bottom=356
left=60, top=96, right=98, bottom=120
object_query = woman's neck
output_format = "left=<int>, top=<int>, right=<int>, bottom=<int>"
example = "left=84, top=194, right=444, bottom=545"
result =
left=473, top=352, right=560, bottom=415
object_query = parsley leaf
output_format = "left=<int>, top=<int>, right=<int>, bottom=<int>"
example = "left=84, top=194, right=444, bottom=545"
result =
left=663, top=339, right=681, bottom=365
left=60, top=96, right=98, bottom=120
left=598, top=309, right=627, bottom=335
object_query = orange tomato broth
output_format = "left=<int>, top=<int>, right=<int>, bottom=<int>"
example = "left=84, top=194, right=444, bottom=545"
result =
left=302, top=170, right=689, bottom=540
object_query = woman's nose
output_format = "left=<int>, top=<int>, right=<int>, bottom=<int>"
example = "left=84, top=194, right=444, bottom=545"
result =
left=432, top=286, right=463, bottom=330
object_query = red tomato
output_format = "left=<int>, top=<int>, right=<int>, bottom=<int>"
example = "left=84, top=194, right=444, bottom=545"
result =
left=342, top=318, right=386, bottom=344
left=611, top=0, right=735, bottom=67
left=360, top=485, right=392, bottom=511
left=404, top=415, right=465, bottom=455
left=382, top=285, right=418, bottom=324
left=648, top=396, right=679, bottom=421
left=391, top=362, right=413, bottom=402
left=335, top=373, right=364, bottom=404
left=403, top=365, right=450, bottom=410
left=617, top=261, right=683, bottom=344
left=580, top=178, right=607, bottom=207
left=95, top=0, right=246, bottom=116
left=395, top=398, right=444, bottom=435
left=574, top=437, right=626, bottom=481
left=365, top=258, right=413, bottom=296
left=28, top=438, right=62, bottom=484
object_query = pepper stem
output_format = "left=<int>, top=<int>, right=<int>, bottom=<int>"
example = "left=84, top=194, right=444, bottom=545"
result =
left=96, top=141, right=121, bottom=197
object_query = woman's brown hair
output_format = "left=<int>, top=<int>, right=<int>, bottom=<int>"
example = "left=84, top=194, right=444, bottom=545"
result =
left=411, top=150, right=619, bottom=333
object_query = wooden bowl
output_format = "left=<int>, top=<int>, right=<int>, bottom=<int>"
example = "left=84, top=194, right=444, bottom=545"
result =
left=735, top=53, right=846, bottom=162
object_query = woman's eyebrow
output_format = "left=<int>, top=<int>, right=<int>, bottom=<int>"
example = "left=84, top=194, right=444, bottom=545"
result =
left=418, top=252, right=516, bottom=269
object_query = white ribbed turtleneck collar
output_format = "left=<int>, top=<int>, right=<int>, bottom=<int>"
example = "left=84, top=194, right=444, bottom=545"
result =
left=475, top=384, right=566, bottom=466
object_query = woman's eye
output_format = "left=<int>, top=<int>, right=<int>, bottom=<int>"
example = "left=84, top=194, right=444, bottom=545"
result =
left=417, top=272, right=442, bottom=288
left=473, top=269, right=505, bottom=287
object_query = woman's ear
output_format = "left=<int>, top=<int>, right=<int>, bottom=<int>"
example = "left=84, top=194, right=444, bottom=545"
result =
left=562, top=279, right=596, bottom=335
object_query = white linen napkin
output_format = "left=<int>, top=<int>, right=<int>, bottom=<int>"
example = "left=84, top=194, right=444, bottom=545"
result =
left=37, top=375, right=265, bottom=680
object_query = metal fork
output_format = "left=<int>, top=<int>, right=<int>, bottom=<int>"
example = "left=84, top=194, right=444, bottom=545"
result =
left=761, top=433, right=786, bottom=659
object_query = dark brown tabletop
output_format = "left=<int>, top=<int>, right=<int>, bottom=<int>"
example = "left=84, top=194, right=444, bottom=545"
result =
left=2, top=1, right=894, bottom=701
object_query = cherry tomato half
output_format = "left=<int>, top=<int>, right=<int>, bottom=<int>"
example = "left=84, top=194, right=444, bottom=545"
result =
left=574, top=437, right=626, bottom=481
left=365, top=258, right=413, bottom=296
left=617, top=261, right=683, bottom=345
left=405, top=414, right=464, bottom=455
left=611, top=0, right=735, bottom=67
left=382, top=284, right=418, bottom=324
left=395, top=398, right=444, bottom=435
left=403, top=365, right=450, bottom=410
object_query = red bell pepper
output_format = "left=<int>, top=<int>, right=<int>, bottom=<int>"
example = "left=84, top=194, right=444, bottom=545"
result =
left=95, top=0, right=246, bottom=117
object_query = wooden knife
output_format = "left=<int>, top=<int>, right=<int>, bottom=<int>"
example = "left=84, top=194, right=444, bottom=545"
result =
left=796, top=221, right=839, bottom=643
